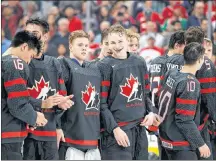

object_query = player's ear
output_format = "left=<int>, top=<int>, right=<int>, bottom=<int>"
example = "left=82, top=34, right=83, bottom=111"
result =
left=43, top=33, right=49, bottom=43
left=69, top=44, right=73, bottom=51
left=20, top=43, right=28, bottom=51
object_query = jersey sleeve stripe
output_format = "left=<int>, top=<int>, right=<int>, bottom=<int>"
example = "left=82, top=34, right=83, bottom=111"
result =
left=145, top=84, right=150, bottom=90
left=101, top=81, right=110, bottom=86
left=1, top=131, right=28, bottom=138
left=176, top=98, right=197, bottom=105
left=101, top=92, right=108, bottom=97
left=144, top=74, right=149, bottom=80
left=58, top=90, right=67, bottom=96
left=208, top=129, right=216, bottom=136
left=201, top=88, right=216, bottom=94
left=8, top=90, right=29, bottom=99
left=58, top=79, right=65, bottom=84
left=198, top=77, right=216, bottom=83
left=4, top=78, right=27, bottom=87
left=176, top=109, right=196, bottom=116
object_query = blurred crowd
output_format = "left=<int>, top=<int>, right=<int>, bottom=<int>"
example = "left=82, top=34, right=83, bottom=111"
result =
left=2, top=0, right=216, bottom=61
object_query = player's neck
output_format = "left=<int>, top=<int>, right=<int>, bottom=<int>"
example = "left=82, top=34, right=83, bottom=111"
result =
left=10, top=48, right=21, bottom=58
left=113, top=51, right=127, bottom=59
left=167, top=49, right=181, bottom=56
left=98, top=53, right=104, bottom=60
left=181, top=65, right=197, bottom=75
left=34, top=52, right=43, bottom=59
left=70, top=55, right=83, bottom=65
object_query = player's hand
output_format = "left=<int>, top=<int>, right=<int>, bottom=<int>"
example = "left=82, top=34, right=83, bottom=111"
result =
left=26, top=124, right=36, bottom=131
left=56, top=129, right=65, bottom=148
left=152, top=114, right=162, bottom=127
left=36, top=112, right=47, bottom=126
left=113, top=127, right=130, bottom=147
left=140, top=112, right=155, bottom=126
left=58, top=95, right=74, bottom=110
left=199, top=144, right=211, bottom=158
left=42, top=94, right=64, bottom=109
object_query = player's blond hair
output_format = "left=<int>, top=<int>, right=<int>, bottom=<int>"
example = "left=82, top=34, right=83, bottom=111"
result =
left=108, top=24, right=127, bottom=36
left=69, top=30, right=89, bottom=45
left=126, top=29, right=140, bottom=42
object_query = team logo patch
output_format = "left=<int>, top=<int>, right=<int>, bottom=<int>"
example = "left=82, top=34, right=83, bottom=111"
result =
left=120, top=74, right=143, bottom=102
left=82, top=82, right=100, bottom=110
left=28, top=76, right=56, bottom=100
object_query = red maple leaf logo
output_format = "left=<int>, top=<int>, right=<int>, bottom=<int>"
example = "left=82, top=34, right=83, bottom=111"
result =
left=120, top=74, right=138, bottom=97
left=82, top=82, right=95, bottom=105
left=28, top=76, right=50, bottom=98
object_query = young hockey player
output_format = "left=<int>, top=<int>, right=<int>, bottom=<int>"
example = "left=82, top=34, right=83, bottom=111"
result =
left=203, top=38, right=216, bottom=160
left=23, top=18, right=73, bottom=160
left=97, top=24, right=159, bottom=160
left=148, top=30, right=185, bottom=159
left=126, top=29, right=140, bottom=53
left=158, top=42, right=211, bottom=160
left=58, top=30, right=101, bottom=160
left=1, top=31, right=47, bottom=160
left=158, top=27, right=216, bottom=160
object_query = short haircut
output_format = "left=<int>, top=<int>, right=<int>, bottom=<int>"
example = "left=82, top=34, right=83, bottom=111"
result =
left=101, top=28, right=109, bottom=43
left=11, top=31, right=42, bottom=55
left=168, top=31, right=185, bottom=49
left=185, top=26, right=205, bottom=45
left=108, top=24, right=127, bottom=37
left=69, top=30, right=89, bottom=45
left=183, top=42, right=205, bottom=65
left=204, top=38, right=212, bottom=44
left=126, top=29, right=140, bottom=41
left=26, top=18, right=49, bottom=34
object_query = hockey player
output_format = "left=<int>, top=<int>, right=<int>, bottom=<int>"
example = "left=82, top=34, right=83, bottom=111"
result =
left=91, top=28, right=112, bottom=63
left=201, top=38, right=216, bottom=160
left=126, top=29, right=140, bottom=53
left=1, top=31, right=47, bottom=160
left=185, top=27, right=216, bottom=160
left=97, top=24, right=159, bottom=160
left=23, top=18, right=73, bottom=160
left=148, top=31, right=185, bottom=159
left=58, top=30, right=101, bottom=160
left=158, top=42, right=211, bottom=160
left=159, top=27, right=216, bottom=160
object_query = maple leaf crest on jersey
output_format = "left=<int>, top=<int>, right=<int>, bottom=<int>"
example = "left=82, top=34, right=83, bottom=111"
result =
left=81, top=82, right=100, bottom=111
left=120, top=74, right=143, bottom=102
left=27, top=76, right=56, bottom=100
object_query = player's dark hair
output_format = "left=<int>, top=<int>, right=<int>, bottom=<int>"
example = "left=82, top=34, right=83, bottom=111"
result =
left=101, top=28, right=109, bottom=43
left=183, top=42, right=205, bottom=65
left=168, top=31, right=185, bottom=49
left=26, top=18, right=49, bottom=34
left=11, top=31, right=42, bottom=55
left=185, top=26, right=205, bottom=45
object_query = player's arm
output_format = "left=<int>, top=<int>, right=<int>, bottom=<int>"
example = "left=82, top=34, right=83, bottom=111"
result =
left=143, top=59, right=153, bottom=114
left=197, top=60, right=216, bottom=122
left=56, top=58, right=72, bottom=129
left=3, top=59, right=37, bottom=126
left=97, top=62, right=118, bottom=133
left=175, top=80, right=205, bottom=149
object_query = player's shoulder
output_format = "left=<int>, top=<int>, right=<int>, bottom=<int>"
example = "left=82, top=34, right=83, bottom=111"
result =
left=177, top=72, right=199, bottom=89
left=2, top=55, right=29, bottom=75
left=151, top=55, right=167, bottom=65
left=130, top=53, right=147, bottom=66
left=167, top=53, right=184, bottom=62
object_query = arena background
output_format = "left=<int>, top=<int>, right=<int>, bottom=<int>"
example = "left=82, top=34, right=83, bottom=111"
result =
left=1, top=0, right=216, bottom=158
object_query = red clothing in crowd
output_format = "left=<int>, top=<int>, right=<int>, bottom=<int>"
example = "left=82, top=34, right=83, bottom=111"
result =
left=68, top=16, right=83, bottom=32
left=136, top=11, right=163, bottom=33
left=204, top=3, right=216, bottom=21
left=2, top=4, right=23, bottom=39
left=162, top=5, right=188, bottom=22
